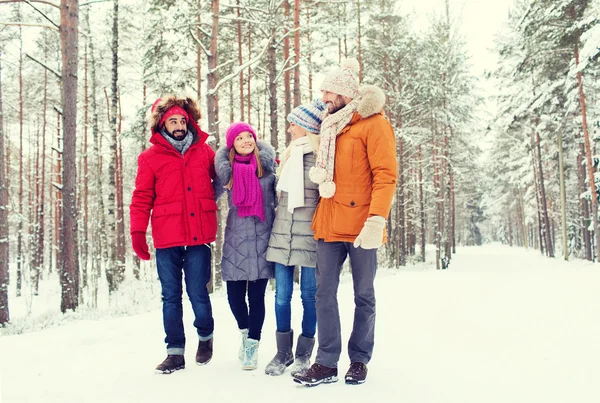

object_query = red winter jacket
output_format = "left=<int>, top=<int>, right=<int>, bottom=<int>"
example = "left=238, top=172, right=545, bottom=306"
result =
left=129, top=120, right=218, bottom=249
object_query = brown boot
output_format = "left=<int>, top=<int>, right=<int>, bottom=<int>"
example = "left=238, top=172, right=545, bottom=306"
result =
left=196, top=338, right=213, bottom=365
left=344, top=362, right=367, bottom=385
left=292, top=363, right=338, bottom=386
left=155, top=355, right=185, bottom=374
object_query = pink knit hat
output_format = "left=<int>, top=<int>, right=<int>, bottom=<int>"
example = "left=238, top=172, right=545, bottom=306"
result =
left=320, top=58, right=360, bottom=99
left=226, top=122, right=257, bottom=149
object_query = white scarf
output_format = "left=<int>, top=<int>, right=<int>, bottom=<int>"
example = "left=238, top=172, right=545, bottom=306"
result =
left=309, top=98, right=360, bottom=198
left=277, top=136, right=314, bottom=213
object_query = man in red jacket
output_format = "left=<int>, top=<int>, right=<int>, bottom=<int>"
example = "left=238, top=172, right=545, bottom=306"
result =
left=130, top=96, right=219, bottom=374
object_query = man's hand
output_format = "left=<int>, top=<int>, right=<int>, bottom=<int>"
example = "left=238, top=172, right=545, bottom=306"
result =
left=353, top=216, right=386, bottom=249
left=131, top=232, right=150, bottom=260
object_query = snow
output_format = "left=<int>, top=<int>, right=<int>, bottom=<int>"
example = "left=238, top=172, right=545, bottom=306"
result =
left=1, top=243, right=599, bottom=403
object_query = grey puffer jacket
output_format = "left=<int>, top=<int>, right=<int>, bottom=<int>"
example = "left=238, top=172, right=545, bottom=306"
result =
left=215, top=140, right=277, bottom=281
left=266, top=152, right=318, bottom=267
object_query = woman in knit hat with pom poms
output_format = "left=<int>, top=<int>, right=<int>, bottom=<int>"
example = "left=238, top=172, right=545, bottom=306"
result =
left=264, top=99, right=327, bottom=377
left=214, top=122, right=277, bottom=370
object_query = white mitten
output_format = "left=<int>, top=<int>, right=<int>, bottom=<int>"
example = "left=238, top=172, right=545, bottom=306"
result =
left=353, top=216, right=386, bottom=249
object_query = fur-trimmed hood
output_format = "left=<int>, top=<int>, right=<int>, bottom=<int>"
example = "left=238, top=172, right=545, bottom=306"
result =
left=356, top=84, right=386, bottom=119
left=215, top=140, right=276, bottom=183
left=148, top=95, right=203, bottom=133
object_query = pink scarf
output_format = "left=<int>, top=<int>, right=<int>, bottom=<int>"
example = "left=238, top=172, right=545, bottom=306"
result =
left=232, top=153, right=264, bottom=221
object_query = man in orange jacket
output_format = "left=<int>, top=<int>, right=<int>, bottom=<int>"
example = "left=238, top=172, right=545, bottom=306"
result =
left=293, top=59, right=398, bottom=387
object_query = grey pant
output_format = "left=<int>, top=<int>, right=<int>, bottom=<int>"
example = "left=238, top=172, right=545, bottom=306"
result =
left=314, top=240, right=377, bottom=368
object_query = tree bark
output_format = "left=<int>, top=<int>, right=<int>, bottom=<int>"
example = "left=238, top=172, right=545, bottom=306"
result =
left=0, top=51, right=10, bottom=325
left=419, top=144, right=425, bottom=262
left=575, top=43, right=599, bottom=261
left=106, top=0, right=124, bottom=292
left=535, top=127, right=553, bottom=257
left=17, top=23, right=23, bottom=298
left=293, top=0, right=300, bottom=107
left=59, top=0, right=80, bottom=312
left=236, top=0, right=244, bottom=120
left=206, top=0, right=220, bottom=141
left=283, top=0, right=291, bottom=142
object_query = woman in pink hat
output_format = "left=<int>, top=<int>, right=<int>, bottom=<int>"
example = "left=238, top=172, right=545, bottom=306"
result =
left=214, top=122, right=277, bottom=370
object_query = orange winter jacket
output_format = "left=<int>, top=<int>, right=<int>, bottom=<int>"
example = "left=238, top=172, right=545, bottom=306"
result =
left=312, top=91, right=397, bottom=243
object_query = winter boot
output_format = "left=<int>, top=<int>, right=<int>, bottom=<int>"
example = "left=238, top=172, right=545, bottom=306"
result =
left=242, top=338, right=260, bottom=370
left=289, top=334, right=315, bottom=377
left=155, top=355, right=185, bottom=374
left=264, top=330, right=294, bottom=376
left=344, top=362, right=368, bottom=385
left=292, top=363, right=338, bottom=387
left=195, top=338, right=213, bottom=365
left=238, top=328, right=249, bottom=361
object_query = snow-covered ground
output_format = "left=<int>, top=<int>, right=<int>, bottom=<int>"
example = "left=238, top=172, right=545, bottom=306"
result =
left=1, top=244, right=599, bottom=403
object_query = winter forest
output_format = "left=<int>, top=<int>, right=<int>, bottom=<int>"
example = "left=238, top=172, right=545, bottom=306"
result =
left=0, top=0, right=598, bottom=331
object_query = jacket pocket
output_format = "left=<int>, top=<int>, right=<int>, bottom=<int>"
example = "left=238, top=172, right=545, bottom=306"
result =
left=331, top=193, right=371, bottom=237
left=151, top=201, right=185, bottom=245
left=200, top=199, right=218, bottom=240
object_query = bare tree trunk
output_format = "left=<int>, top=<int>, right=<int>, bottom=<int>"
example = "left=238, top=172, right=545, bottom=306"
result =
left=106, top=0, right=124, bottom=292
left=293, top=0, right=300, bottom=107
left=197, top=0, right=202, bottom=102
left=557, top=118, right=568, bottom=260
left=397, top=134, right=406, bottom=266
left=116, top=94, right=125, bottom=282
left=306, top=6, right=313, bottom=98
left=518, top=186, right=528, bottom=249
left=268, top=28, right=278, bottom=152
left=577, top=147, right=592, bottom=260
left=283, top=0, right=291, bottom=141
left=60, top=0, right=80, bottom=312
left=531, top=142, right=544, bottom=255
left=247, top=28, right=251, bottom=125
left=535, top=127, right=553, bottom=257
left=236, top=0, right=244, bottom=120
left=80, top=39, right=89, bottom=289
left=17, top=23, right=24, bottom=298
left=356, top=0, right=363, bottom=82
left=0, top=51, right=10, bottom=325
left=419, top=144, right=425, bottom=262
left=575, top=43, right=599, bottom=261
left=206, top=0, right=220, bottom=140
left=54, top=112, right=62, bottom=275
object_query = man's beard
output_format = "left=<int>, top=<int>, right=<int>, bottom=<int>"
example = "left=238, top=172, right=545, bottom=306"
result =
left=327, top=96, right=347, bottom=114
left=167, top=129, right=186, bottom=140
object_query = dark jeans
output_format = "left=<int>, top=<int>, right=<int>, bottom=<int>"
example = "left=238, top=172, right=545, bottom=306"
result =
left=155, top=245, right=214, bottom=355
left=226, top=279, right=269, bottom=341
left=314, top=240, right=377, bottom=368
left=274, top=263, right=317, bottom=337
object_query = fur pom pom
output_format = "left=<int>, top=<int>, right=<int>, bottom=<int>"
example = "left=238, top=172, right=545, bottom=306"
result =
left=341, top=58, right=360, bottom=75
left=309, top=166, right=327, bottom=184
left=319, top=181, right=336, bottom=198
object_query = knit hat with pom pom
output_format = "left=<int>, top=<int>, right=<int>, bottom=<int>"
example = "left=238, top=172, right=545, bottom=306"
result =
left=320, top=58, right=360, bottom=99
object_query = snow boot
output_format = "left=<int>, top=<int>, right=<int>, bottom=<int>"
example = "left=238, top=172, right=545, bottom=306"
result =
left=289, top=334, right=315, bottom=377
left=238, top=328, right=249, bottom=361
left=242, top=338, right=260, bottom=370
left=155, top=355, right=185, bottom=374
left=195, top=338, right=213, bottom=365
left=264, top=330, right=294, bottom=376
left=292, top=363, right=338, bottom=387
left=345, top=362, right=368, bottom=385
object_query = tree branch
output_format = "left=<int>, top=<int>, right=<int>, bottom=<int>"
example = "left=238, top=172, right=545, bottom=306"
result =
left=0, top=0, right=58, bottom=8
left=0, top=21, right=58, bottom=31
left=24, top=0, right=59, bottom=29
left=207, top=36, right=272, bottom=96
left=25, top=53, right=61, bottom=79
left=188, top=27, right=210, bottom=57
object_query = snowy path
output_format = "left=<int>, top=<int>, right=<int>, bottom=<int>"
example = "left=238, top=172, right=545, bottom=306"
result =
left=1, top=244, right=599, bottom=403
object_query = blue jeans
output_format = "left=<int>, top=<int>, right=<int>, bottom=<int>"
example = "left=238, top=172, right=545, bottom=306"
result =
left=156, top=245, right=214, bottom=355
left=226, top=279, right=269, bottom=341
left=274, top=263, right=317, bottom=338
